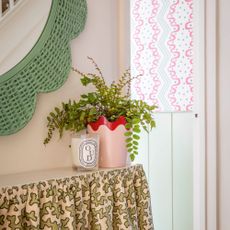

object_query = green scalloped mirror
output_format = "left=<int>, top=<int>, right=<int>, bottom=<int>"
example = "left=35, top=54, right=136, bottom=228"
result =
left=0, top=0, right=87, bottom=135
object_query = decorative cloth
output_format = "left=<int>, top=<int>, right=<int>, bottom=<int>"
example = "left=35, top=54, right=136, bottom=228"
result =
left=0, top=165, right=154, bottom=229
left=131, top=0, right=193, bottom=112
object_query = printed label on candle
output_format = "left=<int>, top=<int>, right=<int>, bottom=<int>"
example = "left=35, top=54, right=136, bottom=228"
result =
left=79, top=139, right=98, bottom=168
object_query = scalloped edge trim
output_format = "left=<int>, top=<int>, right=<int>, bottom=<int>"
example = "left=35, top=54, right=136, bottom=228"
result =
left=88, top=116, right=127, bottom=131
left=0, top=0, right=87, bottom=135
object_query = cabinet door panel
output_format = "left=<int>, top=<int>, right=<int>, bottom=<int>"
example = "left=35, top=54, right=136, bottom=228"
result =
left=149, top=113, right=173, bottom=230
left=172, top=113, right=193, bottom=230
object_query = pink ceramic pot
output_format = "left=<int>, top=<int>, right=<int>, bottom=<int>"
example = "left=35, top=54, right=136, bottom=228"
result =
left=87, top=116, right=128, bottom=168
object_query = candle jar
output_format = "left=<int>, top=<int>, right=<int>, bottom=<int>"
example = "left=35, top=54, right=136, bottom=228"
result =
left=71, top=133, right=99, bottom=171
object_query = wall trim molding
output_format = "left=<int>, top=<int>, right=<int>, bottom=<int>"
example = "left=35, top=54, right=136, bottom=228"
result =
left=194, top=0, right=217, bottom=229
left=193, top=0, right=206, bottom=229
left=205, top=0, right=218, bottom=229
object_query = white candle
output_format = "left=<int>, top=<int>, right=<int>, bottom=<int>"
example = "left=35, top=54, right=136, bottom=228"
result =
left=71, top=134, right=99, bottom=170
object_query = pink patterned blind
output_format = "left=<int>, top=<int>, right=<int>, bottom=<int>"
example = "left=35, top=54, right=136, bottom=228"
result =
left=131, top=0, right=193, bottom=112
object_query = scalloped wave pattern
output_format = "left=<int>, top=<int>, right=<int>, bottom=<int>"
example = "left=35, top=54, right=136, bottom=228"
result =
left=88, top=116, right=127, bottom=131
left=131, top=0, right=193, bottom=112
left=0, top=0, right=87, bottom=135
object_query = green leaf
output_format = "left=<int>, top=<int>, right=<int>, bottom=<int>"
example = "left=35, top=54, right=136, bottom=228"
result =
left=130, top=154, right=135, bottom=161
left=124, top=131, right=132, bottom=137
left=81, top=76, right=91, bottom=86
left=125, top=123, right=132, bottom=129
left=88, top=93, right=97, bottom=103
left=80, top=112, right=86, bottom=121
left=133, top=141, right=138, bottom=146
left=81, top=94, right=88, bottom=99
left=50, top=112, right=56, bottom=119
left=125, top=137, right=132, bottom=143
left=134, top=151, right=138, bottom=155
left=133, top=134, right=140, bottom=140
left=126, top=143, right=132, bottom=148
left=89, top=107, right=97, bottom=116
left=150, top=120, right=156, bottom=128
left=133, top=127, right=141, bottom=133
left=132, top=118, right=140, bottom=124
left=142, top=125, right=148, bottom=132
left=127, top=148, right=133, bottom=153
left=55, top=107, right=60, bottom=114
left=126, top=117, right=132, bottom=123
left=150, top=105, right=157, bottom=110
left=62, top=102, right=66, bottom=109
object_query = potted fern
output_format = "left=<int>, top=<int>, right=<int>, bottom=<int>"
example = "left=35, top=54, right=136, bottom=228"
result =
left=44, top=57, right=156, bottom=167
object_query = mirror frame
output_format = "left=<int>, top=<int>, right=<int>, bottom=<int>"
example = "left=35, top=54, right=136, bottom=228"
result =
left=0, top=0, right=87, bottom=135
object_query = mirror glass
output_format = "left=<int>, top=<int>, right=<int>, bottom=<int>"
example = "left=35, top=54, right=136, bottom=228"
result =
left=0, top=0, right=52, bottom=75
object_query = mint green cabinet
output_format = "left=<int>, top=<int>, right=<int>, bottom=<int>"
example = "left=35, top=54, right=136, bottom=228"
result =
left=135, top=112, right=193, bottom=230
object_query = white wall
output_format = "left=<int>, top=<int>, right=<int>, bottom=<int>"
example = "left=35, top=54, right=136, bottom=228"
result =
left=0, top=0, right=119, bottom=175
left=218, top=0, right=230, bottom=229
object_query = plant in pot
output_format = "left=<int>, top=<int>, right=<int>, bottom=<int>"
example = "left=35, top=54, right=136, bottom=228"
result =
left=44, top=57, right=157, bottom=168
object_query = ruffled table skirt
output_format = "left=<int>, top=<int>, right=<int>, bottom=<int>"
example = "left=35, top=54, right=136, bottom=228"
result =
left=0, top=164, right=153, bottom=229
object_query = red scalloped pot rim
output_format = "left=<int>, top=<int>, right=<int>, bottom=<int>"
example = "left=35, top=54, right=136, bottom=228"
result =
left=88, top=116, right=127, bottom=131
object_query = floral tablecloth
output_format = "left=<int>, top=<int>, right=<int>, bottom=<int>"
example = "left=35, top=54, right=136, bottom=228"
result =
left=0, top=164, right=153, bottom=229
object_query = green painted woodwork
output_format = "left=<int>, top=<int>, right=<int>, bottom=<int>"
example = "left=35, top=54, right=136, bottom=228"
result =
left=0, top=0, right=87, bottom=135
left=149, top=113, right=173, bottom=230
left=172, top=113, right=193, bottom=230
left=136, top=112, right=193, bottom=230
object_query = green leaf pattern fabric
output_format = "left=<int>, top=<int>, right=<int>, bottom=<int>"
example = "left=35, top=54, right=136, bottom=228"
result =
left=0, top=165, right=153, bottom=229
